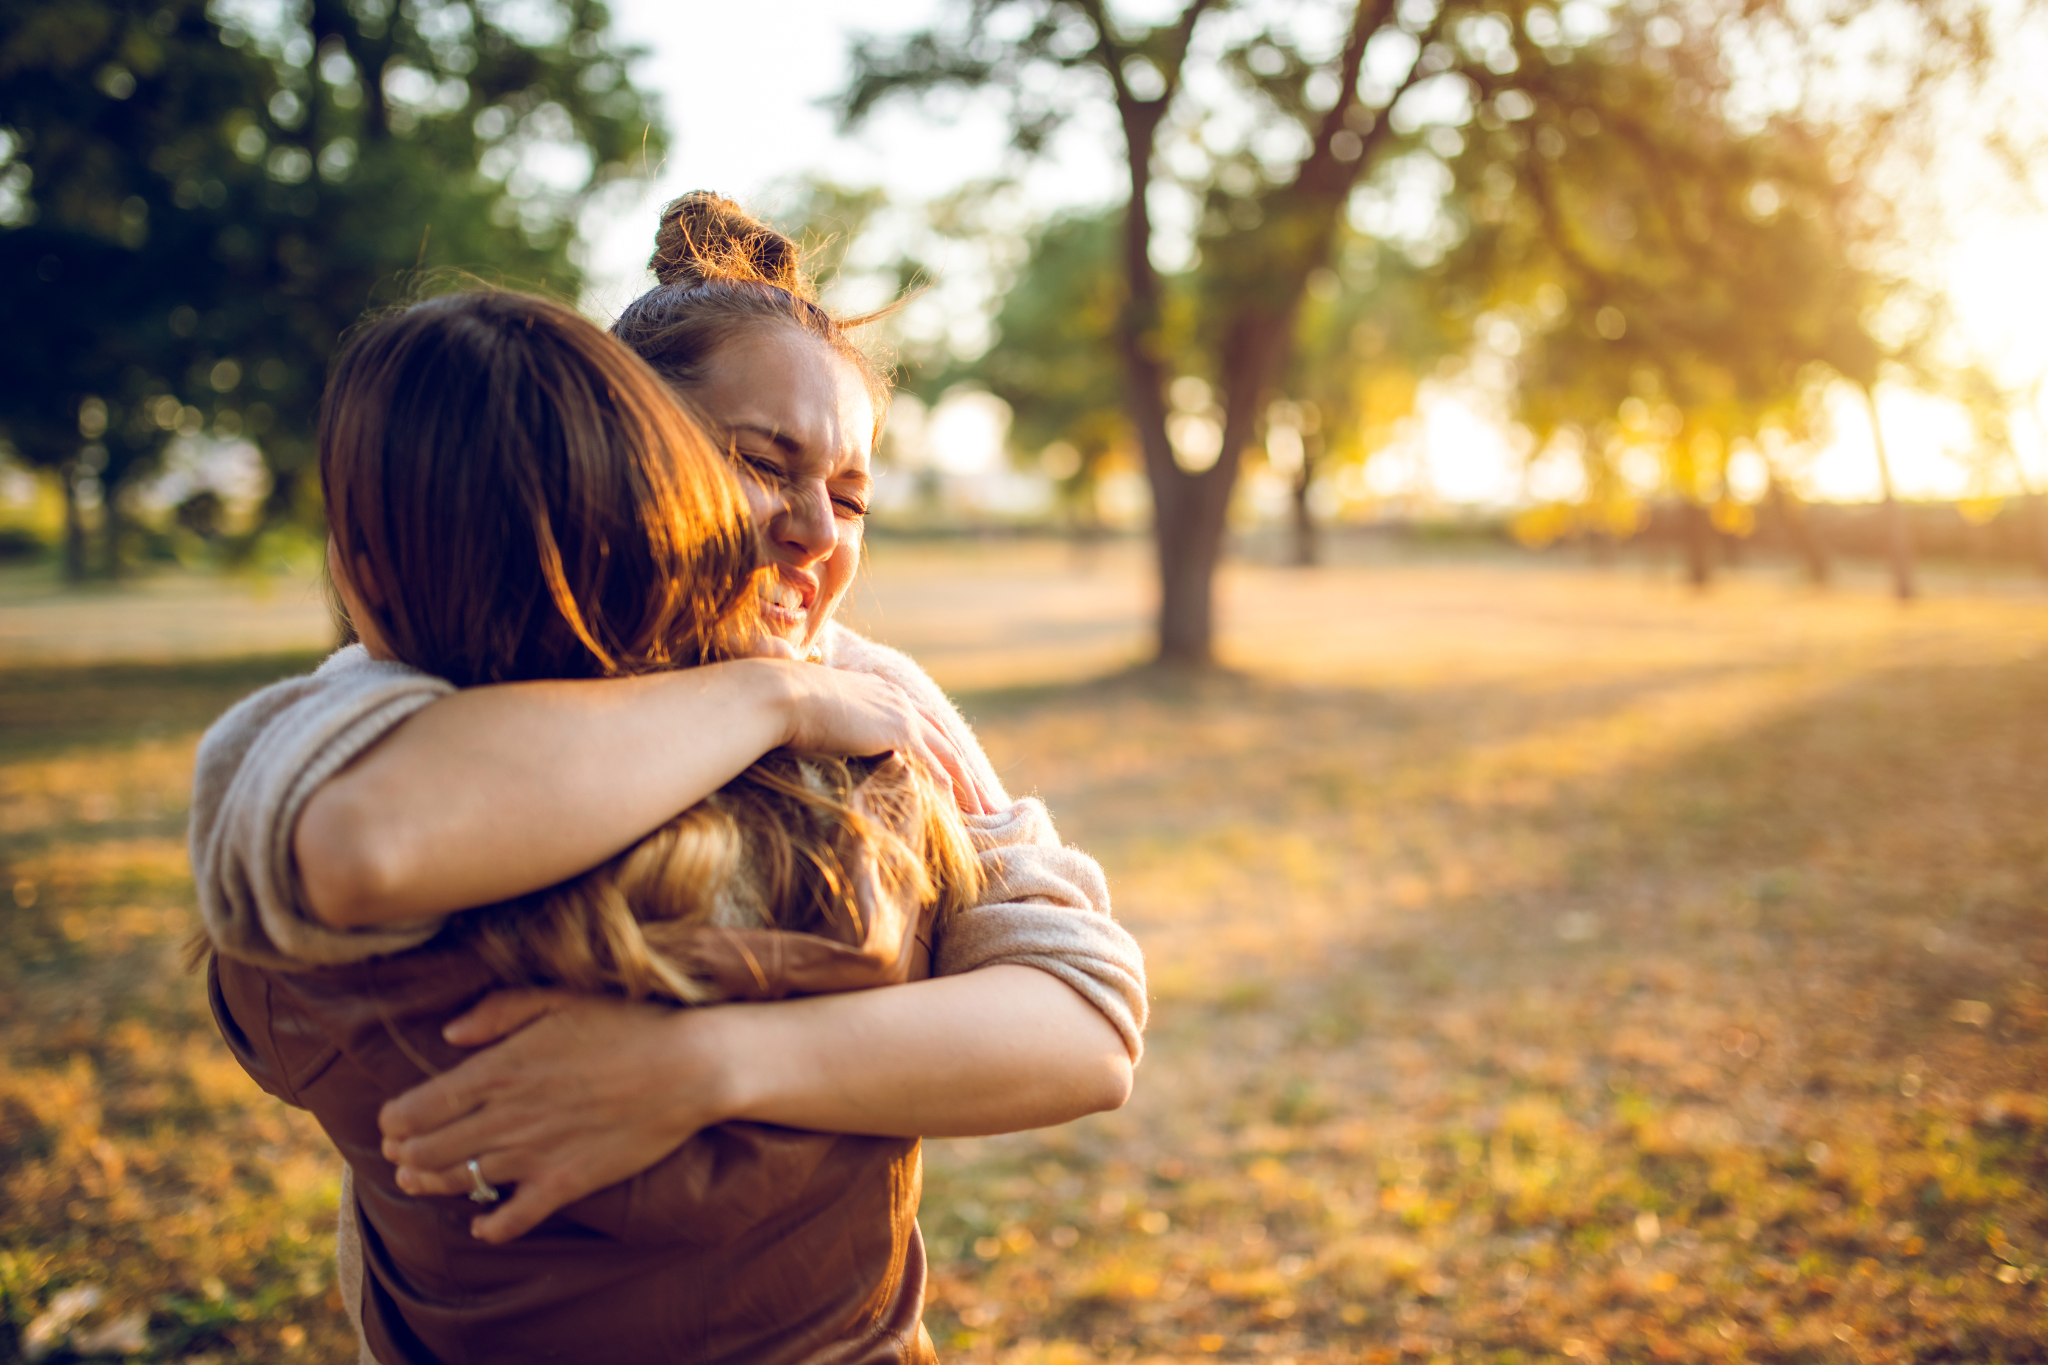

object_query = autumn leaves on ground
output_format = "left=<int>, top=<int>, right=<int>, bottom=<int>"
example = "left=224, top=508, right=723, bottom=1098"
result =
left=2, top=545, right=2045, bottom=1364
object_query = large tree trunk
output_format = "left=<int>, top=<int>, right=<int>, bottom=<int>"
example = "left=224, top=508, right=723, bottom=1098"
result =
left=1862, top=384, right=1915, bottom=601
left=1091, top=0, right=1415, bottom=666
left=1147, top=318, right=1292, bottom=663
left=1155, top=481, right=1230, bottom=665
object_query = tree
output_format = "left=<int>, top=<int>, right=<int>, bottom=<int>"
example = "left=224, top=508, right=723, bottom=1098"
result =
left=1267, top=234, right=1452, bottom=565
left=1442, top=37, right=1883, bottom=586
left=1432, top=3, right=2018, bottom=598
left=844, top=1, right=2022, bottom=646
left=843, top=0, right=1453, bottom=665
left=0, top=0, right=660, bottom=576
left=935, top=209, right=1164, bottom=533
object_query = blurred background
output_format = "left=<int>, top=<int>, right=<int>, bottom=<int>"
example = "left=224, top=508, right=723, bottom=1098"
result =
left=2, top=0, right=2046, bottom=1362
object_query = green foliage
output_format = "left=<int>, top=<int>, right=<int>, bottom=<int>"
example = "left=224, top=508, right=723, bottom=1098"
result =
left=842, top=1, right=2024, bottom=648
left=945, top=206, right=1454, bottom=548
left=1435, top=28, right=1883, bottom=555
left=1269, top=237, right=1461, bottom=558
left=948, top=210, right=1161, bottom=521
left=0, top=0, right=662, bottom=573
left=967, top=212, right=1131, bottom=459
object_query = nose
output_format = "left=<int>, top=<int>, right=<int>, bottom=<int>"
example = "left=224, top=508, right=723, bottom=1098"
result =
left=767, top=478, right=838, bottom=567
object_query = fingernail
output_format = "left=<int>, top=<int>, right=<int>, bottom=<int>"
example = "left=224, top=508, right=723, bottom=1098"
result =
left=395, top=1167, right=416, bottom=1192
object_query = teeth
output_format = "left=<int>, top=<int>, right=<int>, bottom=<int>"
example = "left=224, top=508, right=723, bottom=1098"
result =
left=759, top=580, right=803, bottom=612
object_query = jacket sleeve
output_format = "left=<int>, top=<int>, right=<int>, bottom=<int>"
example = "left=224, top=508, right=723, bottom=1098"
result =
left=189, top=646, right=456, bottom=969
left=816, top=625, right=1148, bottom=1061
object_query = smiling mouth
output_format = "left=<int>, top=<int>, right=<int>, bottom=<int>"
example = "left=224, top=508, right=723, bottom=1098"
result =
left=758, top=570, right=815, bottom=635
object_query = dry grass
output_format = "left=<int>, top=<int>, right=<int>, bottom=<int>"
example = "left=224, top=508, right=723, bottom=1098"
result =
left=3, top=549, right=2046, bottom=1363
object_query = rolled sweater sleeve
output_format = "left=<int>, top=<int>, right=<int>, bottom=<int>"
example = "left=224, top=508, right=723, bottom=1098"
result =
left=815, top=625, right=1149, bottom=1061
left=190, top=645, right=454, bottom=969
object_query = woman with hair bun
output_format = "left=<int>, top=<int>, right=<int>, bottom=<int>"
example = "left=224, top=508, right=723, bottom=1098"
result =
left=197, top=195, right=1144, bottom=1357
left=201, top=288, right=994, bottom=1362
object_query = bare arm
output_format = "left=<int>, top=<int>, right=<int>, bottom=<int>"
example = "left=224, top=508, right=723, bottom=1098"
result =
left=297, top=658, right=978, bottom=928
left=377, top=965, right=1133, bottom=1242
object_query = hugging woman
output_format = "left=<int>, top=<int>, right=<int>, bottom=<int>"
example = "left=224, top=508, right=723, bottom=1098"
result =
left=191, top=198, right=1145, bottom=1362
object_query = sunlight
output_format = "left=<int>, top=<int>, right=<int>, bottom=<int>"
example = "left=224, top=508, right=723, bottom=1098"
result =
left=1945, top=217, right=2048, bottom=394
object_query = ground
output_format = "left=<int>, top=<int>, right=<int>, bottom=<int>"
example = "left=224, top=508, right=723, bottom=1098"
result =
left=2, top=543, right=2045, bottom=1364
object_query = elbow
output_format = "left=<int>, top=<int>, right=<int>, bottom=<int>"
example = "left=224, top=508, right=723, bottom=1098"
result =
left=294, top=792, right=406, bottom=929
left=1082, top=1048, right=1135, bottom=1116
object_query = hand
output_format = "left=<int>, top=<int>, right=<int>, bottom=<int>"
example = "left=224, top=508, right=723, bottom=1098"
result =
left=377, top=990, right=730, bottom=1243
left=715, top=613, right=801, bottom=663
left=922, top=711, right=999, bottom=816
left=778, top=665, right=994, bottom=815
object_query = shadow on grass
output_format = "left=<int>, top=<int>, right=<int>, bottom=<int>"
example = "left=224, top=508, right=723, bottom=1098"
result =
left=0, top=652, right=328, bottom=762
left=0, top=642, right=2045, bottom=1362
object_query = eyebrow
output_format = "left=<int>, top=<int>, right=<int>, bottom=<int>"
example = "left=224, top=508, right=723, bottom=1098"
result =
left=726, top=422, right=803, bottom=456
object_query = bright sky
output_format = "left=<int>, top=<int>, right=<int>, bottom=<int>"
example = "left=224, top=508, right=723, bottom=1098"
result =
left=591, top=0, right=2048, bottom=509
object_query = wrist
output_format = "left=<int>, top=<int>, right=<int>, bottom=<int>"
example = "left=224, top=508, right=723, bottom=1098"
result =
left=658, top=1003, right=757, bottom=1130
left=722, top=656, right=804, bottom=751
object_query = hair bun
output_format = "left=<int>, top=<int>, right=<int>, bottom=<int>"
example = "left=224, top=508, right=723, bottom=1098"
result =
left=650, top=192, right=815, bottom=301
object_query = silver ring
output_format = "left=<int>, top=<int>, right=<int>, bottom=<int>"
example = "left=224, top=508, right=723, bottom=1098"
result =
left=466, top=1158, right=501, bottom=1205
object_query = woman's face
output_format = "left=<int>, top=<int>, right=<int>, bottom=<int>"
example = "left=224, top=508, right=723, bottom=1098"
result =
left=688, top=327, right=875, bottom=651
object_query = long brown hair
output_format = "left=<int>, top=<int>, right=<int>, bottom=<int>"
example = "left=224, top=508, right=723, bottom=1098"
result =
left=321, top=289, right=758, bottom=687
left=318, top=288, right=976, bottom=1002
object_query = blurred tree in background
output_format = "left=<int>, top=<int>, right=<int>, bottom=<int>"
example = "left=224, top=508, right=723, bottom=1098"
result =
left=941, top=210, right=1167, bottom=534
left=0, top=0, right=661, bottom=578
left=1441, top=26, right=1883, bottom=590
left=1268, top=233, right=1453, bottom=565
left=842, top=0, right=2026, bottom=662
left=1438, top=6, right=2024, bottom=600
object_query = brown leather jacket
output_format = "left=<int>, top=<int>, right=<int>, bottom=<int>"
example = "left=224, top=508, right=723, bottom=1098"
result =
left=209, top=925, right=942, bottom=1365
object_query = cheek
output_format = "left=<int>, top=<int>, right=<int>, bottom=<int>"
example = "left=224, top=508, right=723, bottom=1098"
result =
left=739, top=478, right=779, bottom=530
left=810, top=526, right=863, bottom=625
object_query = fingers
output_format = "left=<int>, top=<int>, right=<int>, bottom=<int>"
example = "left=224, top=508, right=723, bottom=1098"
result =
left=916, top=722, right=991, bottom=815
left=381, top=992, right=566, bottom=1142
left=789, top=670, right=926, bottom=758
left=470, top=1174, right=580, bottom=1243
left=907, top=736, right=956, bottom=803
left=378, top=1069, right=484, bottom=1144
left=391, top=1154, right=582, bottom=1244
left=439, top=987, right=570, bottom=1047
left=394, top=1161, right=474, bottom=1197
left=383, top=1103, right=515, bottom=1174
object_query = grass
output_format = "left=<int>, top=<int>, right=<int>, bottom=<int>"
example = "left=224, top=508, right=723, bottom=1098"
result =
left=3, top=551, right=2046, bottom=1363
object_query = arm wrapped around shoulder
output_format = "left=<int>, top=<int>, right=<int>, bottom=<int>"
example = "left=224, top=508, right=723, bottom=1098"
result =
left=938, top=800, right=1148, bottom=1063
left=189, top=648, right=454, bottom=969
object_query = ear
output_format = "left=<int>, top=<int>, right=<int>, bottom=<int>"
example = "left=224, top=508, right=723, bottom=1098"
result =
left=346, top=552, right=387, bottom=610
left=326, top=535, right=370, bottom=607
left=325, top=535, right=396, bottom=660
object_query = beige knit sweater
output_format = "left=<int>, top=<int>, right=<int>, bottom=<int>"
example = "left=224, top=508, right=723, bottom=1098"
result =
left=189, top=623, right=1146, bottom=1363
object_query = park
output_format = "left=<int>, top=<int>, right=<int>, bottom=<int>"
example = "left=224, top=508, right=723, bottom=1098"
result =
left=3, top=540, right=2045, bottom=1361
left=3, top=0, right=2047, bottom=1358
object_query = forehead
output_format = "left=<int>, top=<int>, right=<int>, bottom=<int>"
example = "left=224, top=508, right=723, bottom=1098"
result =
left=694, top=327, right=875, bottom=473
